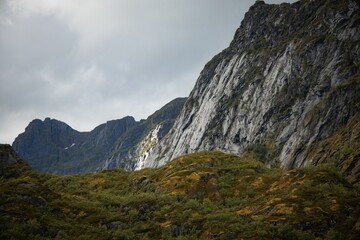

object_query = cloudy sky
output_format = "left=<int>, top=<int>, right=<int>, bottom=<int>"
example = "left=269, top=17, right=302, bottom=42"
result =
left=0, top=0, right=295, bottom=144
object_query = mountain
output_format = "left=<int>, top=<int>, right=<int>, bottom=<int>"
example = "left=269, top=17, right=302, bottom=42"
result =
left=10, top=0, right=360, bottom=181
left=12, top=98, right=186, bottom=174
left=3, top=1, right=360, bottom=237
left=12, top=117, right=137, bottom=174
left=145, top=0, right=360, bottom=183
left=1, top=145, right=360, bottom=239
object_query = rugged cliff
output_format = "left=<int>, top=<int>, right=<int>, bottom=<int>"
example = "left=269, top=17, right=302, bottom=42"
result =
left=12, top=117, right=137, bottom=174
left=12, top=98, right=186, bottom=174
left=145, top=0, right=360, bottom=182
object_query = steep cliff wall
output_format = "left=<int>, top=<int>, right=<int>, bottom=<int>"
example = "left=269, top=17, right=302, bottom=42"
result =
left=146, top=0, right=360, bottom=178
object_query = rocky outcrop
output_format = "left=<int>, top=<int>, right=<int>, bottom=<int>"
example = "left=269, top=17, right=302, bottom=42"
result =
left=0, top=144, right=31, bottom=178
left=12, top=98, right=186, bottom=174
left=145, top=0, right=360, bottom=173
left=12, top=118, right=83, bottom=169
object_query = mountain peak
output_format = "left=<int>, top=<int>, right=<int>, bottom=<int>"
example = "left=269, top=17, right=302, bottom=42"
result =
left=144, top=0, right=360, bottom=182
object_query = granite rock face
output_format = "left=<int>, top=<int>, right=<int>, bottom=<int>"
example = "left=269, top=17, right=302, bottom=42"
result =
left=145, top=0, right=360, bottom=175
left=100, top=97, right=187, bottom=171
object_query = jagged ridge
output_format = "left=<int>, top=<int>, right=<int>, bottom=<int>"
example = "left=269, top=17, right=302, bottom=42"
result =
left=12, top=98, right=187, bottom=174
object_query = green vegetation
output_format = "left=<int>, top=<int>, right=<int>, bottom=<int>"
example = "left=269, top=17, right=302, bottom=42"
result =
left=1, top=151, right=360, bottom=239
left=308, top=115, right=360, bottom=185
left=245, top=143, right=269, bottom=163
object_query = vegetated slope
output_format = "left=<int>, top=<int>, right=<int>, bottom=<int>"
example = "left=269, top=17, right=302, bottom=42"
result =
left=12, top=98, right=186, bottom=174
left=307, top=114, right=360, bottom=184
left=1, top=144, right=360, bottom=239
left=145, top=0, right=360, bottom=181
left=0, top=144, right=31, bottom=178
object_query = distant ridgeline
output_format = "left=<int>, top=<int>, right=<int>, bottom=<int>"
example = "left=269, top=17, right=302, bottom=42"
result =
left=12, top=98, right=186, bottom=174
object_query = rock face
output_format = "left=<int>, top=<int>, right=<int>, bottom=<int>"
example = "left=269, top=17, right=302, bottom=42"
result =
left=12, top=98, right=186, bottom=174
left=145, top=0, right=360, bottom=175
left=101, top=97, right=187, bottom=171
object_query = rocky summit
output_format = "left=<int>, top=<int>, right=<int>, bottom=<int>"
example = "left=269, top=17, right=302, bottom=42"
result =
left=145, top=0, right=360, bottom=183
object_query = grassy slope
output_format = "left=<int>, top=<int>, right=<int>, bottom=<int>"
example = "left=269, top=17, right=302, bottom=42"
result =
left=1, top=151, right=360, bottom=239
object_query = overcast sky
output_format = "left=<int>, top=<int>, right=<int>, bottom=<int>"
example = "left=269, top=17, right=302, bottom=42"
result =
left=0, top=0, right=296, bottom=144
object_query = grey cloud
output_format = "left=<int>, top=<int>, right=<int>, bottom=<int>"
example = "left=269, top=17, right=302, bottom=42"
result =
left=0, top=0, right=296, bottom=144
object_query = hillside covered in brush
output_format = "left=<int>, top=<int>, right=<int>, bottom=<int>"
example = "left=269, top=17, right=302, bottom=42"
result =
left=1, top=144, right=360, bottom=239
